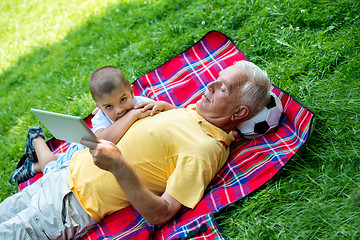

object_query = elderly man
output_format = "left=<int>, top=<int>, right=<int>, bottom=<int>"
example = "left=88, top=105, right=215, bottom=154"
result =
left=0, top=61, right=271, bottom=239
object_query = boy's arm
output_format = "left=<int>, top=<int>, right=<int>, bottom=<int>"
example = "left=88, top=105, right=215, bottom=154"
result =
left=135, top=101, right=178, bottom=116
left=95, top=109, right=150, bottom=144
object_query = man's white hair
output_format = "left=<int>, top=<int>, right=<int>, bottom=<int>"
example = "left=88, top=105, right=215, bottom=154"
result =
left=234, top=61, right=271, bottom=118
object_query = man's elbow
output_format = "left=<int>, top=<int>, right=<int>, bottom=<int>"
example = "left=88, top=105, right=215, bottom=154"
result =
left=143, top=194, right=185, bottom=226
left=145, top=207, right=182, bottom=226
left=145, top=214, right=171, bottom=226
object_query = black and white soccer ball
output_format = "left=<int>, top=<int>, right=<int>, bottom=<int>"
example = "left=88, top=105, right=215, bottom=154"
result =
left=237, top=92, right=283, bottom=139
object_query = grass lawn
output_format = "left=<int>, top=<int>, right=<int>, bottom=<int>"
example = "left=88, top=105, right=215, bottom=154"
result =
left=1, top=0, right=359, bottom=238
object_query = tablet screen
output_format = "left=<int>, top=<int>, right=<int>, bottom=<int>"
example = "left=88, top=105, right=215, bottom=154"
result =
left=31, top=109, right=99, bottom=144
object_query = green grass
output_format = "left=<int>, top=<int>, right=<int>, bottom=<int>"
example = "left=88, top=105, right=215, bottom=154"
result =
left=1, top=0, right=359, bottom=239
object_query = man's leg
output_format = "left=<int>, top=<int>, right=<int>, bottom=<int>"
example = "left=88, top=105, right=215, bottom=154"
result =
left=0, top=164, right=97, bottom=239
left=0, top=176, right=37, bottom=239
left=0, top=167, right=61, bottom=238
left=0, top=168, right=45, bottom=223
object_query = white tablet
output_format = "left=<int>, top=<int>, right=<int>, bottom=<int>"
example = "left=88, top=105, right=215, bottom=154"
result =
left=31, top=108, right=99, bottom=144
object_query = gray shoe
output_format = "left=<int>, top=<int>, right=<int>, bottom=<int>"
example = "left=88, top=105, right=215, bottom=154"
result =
left=9, top=158, right=36, bottom=184
left=25, top=126, right=45, bottom=163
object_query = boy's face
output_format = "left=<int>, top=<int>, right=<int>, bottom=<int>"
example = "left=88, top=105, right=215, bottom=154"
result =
left=95, top=85, right=135, bottom=122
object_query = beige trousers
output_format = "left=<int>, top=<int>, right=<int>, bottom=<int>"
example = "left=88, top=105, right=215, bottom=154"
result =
left=0, top=163, right=97, bottom=239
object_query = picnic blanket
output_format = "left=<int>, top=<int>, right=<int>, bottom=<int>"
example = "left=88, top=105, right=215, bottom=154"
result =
left=18, top=30, right=315, bottom=239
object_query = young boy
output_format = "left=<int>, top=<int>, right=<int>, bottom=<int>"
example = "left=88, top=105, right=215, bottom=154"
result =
left=9, top=66, right=177, bottom=184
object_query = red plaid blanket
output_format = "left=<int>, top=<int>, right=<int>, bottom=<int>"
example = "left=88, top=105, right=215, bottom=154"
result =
left=19, top=31, right=314, bottom=239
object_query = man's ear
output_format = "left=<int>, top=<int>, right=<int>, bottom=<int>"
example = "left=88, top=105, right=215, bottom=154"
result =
left=231, top=106, right=249, bottom=121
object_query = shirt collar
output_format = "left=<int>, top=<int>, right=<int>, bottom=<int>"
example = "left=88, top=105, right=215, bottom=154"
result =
left=185, top=104, right=234, bottom=146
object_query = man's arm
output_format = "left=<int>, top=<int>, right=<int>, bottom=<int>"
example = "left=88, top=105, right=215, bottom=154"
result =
left=95, top=109, right=150, bottom=144
left=80, top=139, right=184, bottom=226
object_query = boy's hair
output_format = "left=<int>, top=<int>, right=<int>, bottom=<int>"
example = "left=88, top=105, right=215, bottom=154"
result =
left=89, top=66, right=130, bottom=101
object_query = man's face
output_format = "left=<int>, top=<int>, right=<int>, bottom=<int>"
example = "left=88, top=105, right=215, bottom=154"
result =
left=196, top=65, right=244, bottom=129
left=95, top=85, right=135, bottom=122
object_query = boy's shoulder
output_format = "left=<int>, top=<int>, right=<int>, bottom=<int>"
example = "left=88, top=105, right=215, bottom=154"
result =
left=92, top=110, right=110, bottom=123
left=133, top=96, right=153, bottom=105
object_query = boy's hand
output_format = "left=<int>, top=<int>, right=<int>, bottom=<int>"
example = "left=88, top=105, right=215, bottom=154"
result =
left=131, top=108, right=152, bottom=120
left=135, top=101, right=178, bottom=116
left=111, top=109, right=151, bottom=124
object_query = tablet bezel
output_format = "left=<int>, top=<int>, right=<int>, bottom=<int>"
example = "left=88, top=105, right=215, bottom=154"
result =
left=31, top=108, right=99, bottom=144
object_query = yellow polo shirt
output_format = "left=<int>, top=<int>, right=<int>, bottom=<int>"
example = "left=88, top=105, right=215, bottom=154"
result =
left=68, top=105, right=234, bottom=222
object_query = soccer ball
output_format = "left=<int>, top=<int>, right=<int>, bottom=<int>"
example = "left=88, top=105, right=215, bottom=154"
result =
left=237, top=92, right=283, bottom=139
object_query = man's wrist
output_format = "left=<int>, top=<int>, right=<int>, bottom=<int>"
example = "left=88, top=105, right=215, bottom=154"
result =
left=110, top=158, right=127, bottom=177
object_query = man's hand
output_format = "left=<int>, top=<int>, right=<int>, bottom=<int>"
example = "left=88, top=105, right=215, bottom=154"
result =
left=80, top=139, right=123, bottom=172
left=134, top=101, right=178, bottom=116
left=80, top=139, right=184, bottom=226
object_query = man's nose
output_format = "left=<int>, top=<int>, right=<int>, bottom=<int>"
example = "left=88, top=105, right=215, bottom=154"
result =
left=207, top=81, right=217, bottom=92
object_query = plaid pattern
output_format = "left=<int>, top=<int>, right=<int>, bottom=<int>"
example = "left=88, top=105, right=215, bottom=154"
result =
left=18, top=31, right=314, bottom=239
left=133, top=31, right=246, bottom=106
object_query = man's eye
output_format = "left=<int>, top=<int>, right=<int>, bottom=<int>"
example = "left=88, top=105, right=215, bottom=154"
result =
left=105, top=105, right=113, bottom=110
left=120, top=98, right=127, bottom=103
